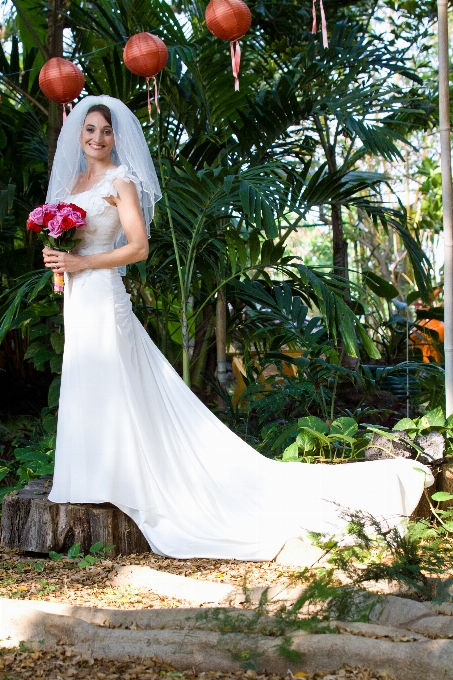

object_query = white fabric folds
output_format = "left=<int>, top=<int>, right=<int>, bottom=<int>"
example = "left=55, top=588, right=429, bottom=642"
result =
left=48, top=168, right=434, bottom=560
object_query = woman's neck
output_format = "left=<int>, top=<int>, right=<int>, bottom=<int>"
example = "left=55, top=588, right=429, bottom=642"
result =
left=84, top=158, right=115, bottom=180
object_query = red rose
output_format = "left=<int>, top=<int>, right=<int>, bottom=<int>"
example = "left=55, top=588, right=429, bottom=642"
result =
left=69, top=203, right=86, bottom=219
left=27, top=220, right=42, bottom=233
left=61, top=216, right=76, bottom=230
left=43, top=212, right=54, bottom=227
left=57, top=202, right=69, bottom=210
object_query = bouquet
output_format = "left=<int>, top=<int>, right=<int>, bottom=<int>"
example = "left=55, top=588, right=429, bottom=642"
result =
left=27, top=202, right=87, bottom=293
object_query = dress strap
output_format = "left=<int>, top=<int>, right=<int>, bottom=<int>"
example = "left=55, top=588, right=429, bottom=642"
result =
left=95, top=164, right=139, bottom=200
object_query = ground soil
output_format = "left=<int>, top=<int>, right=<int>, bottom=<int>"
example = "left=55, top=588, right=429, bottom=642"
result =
left=0, top=548, right=396, bottom=679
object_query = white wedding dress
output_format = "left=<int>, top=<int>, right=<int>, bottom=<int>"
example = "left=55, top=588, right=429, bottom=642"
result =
left=49, top=165, right=434, bottom=560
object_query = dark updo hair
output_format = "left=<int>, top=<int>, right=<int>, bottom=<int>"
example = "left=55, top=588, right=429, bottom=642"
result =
left=85, top=104, right=112, bottom=126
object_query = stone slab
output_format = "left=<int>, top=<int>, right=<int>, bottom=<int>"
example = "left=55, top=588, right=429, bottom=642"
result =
left=407, top=615, right=453, bottom=638
left=332, top=620, right=428, bottom=641
left=369, top=594, right=435, bottom=627
left=2, top=598, right=453, bottom=680
left=274, top=538, right=328, bottom=568
left=108, top=565, right=242, bottom=606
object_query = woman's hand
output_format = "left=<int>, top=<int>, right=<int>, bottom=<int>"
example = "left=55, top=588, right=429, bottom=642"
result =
left=43, top=247, right=86, bottom=274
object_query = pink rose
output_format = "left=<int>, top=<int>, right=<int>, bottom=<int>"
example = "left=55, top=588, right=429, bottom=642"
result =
left=27, top=205, right=45, bottom=225
left=47, top=215, right=63, bottom=237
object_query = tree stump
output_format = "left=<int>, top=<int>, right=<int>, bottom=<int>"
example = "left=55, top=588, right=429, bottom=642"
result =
left=438, top=461, right=453, bottom=495
left=413, top=461, right=453, bottom=520
left=1, top=476, right=150, bottom=557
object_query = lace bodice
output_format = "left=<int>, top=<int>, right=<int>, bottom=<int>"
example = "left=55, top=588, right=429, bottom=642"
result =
left=67, top=165, right=138, bottom=257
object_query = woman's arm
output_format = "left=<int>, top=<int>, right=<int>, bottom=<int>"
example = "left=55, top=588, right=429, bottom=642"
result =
left=42, top=178, right=149, bottom=274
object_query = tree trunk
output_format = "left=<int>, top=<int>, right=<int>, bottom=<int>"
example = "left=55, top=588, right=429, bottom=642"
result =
left=438, top=462, right=453, bottom=502
left=216, top=287, right=227, bottom=410
left=47, top=102, right=63, bottom=174
left=332, top=204, right=348, bottom=279
left=191, top=303, right=215, bottom=390
left=413, top=465, right=445, bottom=520
left=1, top=477, right=150, bottom=556
left=46, top=0, right=65, bottom=174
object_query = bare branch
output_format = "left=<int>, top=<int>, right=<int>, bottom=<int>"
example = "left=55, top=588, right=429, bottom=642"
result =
left=1, top=77, right=48, bottom=115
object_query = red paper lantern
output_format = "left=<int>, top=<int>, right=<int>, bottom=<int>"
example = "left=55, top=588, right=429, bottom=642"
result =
left=205, top=0, right=252, bottom=91
left=123, top=32, right=168, bottom=78
left=39, top=57, right=84, bottom=104
left=123, top=33, right=168, bottom=122
left=205, top=0, right=252, bottom=41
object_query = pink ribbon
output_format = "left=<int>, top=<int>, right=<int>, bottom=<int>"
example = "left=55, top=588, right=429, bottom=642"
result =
left=62, top=102, right=72, bottom=123
left=312, top=0, right=328, bottom=48
left=146, top=76, right=161, bottom=124
left=146, top=77, right=154, bottom=123
left=230, top=40, right=241, bottom=91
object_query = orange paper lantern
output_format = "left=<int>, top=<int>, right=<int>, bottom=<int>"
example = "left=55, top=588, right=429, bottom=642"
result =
left=205, top=0, right=251, bottom=41
left=39, top=57, right=84, bottom=104
left=123, top=33, right=168, bottom=122
left=123, top=33, right=168, bottom=78
left=205, top=0, right=252, bottom=91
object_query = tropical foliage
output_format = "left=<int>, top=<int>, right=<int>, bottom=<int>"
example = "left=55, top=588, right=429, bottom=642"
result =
left=0, top=0, right=447, bottom=488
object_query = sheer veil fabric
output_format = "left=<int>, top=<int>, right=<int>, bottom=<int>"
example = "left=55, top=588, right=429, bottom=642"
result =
left=48, top=96, right=434, bottom=560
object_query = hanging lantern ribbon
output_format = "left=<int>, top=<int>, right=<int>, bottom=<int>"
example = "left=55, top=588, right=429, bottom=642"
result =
left=230, top=41, right=241, bottom=91
left=145, top=76, right=161, bottom=124
left=312, top=0, right=328, bottom=49
left=62, top=102, right=73, bottom=123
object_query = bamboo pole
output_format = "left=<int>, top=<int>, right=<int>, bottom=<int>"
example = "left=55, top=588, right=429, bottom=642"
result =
left=438, top=1, right=453, bottom=416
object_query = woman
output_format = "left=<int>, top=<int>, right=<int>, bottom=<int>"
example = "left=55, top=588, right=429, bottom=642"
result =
left=44, top=95, right=433, bottom=561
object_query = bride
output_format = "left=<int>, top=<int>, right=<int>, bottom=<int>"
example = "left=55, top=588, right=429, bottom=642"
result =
left=43, top=95, right=433, bottom=561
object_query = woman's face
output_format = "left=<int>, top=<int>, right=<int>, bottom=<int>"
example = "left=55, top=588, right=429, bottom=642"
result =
left=81, top=112, right=115, bottom=161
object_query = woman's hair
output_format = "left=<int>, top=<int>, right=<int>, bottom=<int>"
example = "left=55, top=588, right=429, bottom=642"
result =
left=85, top=104, right=112, bottom=126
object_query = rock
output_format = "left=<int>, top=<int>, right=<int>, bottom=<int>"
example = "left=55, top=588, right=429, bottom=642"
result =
left=406, top=615, right=453, bottom=638
left=274, top=538, right=328, bottom=568
left=416, top=431, right=445, bottom=465
left=369, top=595, right=434, bottom=627
left=331, top=620, right=428, bottom=641
left=428, top=602, right=453, bottom=616
left=365, top=431, right=415, bottom=461
left=356, top=579, right=420, bottom=598
left=109, top=565, right=242, bottom=606
left=2, top=598, right=453, bottom=680
left=0, top=598, right=281, bottom=634
left=248, top=583, right=308, bottom=608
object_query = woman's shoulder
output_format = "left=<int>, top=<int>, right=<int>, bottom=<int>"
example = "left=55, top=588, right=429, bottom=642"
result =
left=98, top=165, right=139, bottom=199
left=110, top=166, right=140, bottom=194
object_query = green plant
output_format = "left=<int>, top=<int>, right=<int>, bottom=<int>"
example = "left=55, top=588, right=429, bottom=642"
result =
left=228, top=649, right=266, bottom=672
left=324, top=506, right=453, bottom=598
left=388, top=406, right=453, bottom=457
left=272, top=405, right=453, bottom=467
left=36, top=578, right=57, bottom=597
left=424, top=491, right=453, bottom=535
left=281, top=415, right=367, bottom=463
left=49, top=540, right=115, bottom=568
left=0, top=414, right=56, bottom=504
